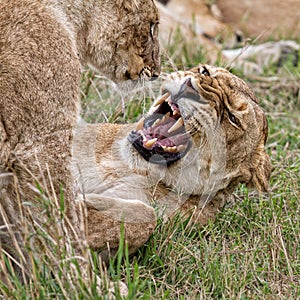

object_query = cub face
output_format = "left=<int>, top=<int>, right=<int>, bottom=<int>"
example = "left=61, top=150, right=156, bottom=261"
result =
left=85, top=0, right=160, bottom=81
left=128, top=65, right=271, bottom=193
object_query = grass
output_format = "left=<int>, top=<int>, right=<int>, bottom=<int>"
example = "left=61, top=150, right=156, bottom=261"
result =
left=1, top=34, right=299, bottom=299
left=80, top=37, right=300, bottom=299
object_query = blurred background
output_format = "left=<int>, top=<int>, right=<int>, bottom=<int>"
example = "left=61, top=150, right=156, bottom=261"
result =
left=156, top=0, right=300, bottom=71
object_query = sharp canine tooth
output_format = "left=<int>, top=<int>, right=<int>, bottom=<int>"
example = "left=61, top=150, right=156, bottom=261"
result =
left=144, top=138, right=158, bottom=148
left=152, top=119, right=161, bottom=127
left=168, top=117, right=184, bottom=133
left=136, top=117, right=145, bottom=130
left=161, top=112, right=170, bottom=123
left=153, top=96, right=166, bottom=107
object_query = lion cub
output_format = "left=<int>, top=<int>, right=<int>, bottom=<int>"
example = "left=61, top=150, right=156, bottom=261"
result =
left=0, top=0, right=159, bottom=282
left=73, top=65, right=271, bottom=260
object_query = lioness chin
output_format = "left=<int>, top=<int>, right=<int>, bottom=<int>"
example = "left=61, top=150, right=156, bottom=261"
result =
left=73, top=64, right=271, bottom=262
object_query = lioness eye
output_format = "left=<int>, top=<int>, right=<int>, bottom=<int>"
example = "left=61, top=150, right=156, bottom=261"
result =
left=228, top=111, right=240, bottom=126
left=200, top=66, right=210, bottom=76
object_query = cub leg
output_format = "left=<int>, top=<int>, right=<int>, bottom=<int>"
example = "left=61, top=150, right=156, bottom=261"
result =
left=0, top=137, right=83, bottom=281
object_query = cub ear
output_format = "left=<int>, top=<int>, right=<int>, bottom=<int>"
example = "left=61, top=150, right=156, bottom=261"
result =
left=247, top=150, right=271, bottom=193
left=116, top=0, right=138, bottom=10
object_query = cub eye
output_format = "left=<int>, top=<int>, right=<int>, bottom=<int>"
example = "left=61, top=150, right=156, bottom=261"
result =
left=150, top=22, right=158, bottom=38
left=150, top=23, right=156, bottom=38
left=227, top=110, right=240, bottom=127
left=198, top=66, right=210, bottom=76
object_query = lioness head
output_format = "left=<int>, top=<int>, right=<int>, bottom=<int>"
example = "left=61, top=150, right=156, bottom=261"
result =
left=83, top=0, right=160, bottom=81
left=128, top=65, right=271, bottom=195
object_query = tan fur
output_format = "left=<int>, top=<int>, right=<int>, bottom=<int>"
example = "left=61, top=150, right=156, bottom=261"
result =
left=156, top=0, right=226, bottom=63
left=157, top=0, right=226, bottom=39
left=157, top=0, right=300, bottom=67
left=73, top=65, right=271, bottom=261
left=158, top=0, right=300, bottom=42
left=0, top=0, right=160, bottom=280
left=216, top=0, right=300, bottom=41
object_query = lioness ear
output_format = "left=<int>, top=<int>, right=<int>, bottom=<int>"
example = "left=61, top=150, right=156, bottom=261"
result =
left=247, top=150, right=271, bottom=193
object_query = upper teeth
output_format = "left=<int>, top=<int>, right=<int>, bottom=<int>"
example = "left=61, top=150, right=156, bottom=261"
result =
left=136, top=117, right=145, bottom=131
left=166, top=97, right=180, bottom=116
left=147, top=112, right=170, bottom=129
left=172, top=107, right=179, bottom=116
left=153, top=93, right=170, bottom=107
left=152, top=118, right=161, bottom=127
left=162, top=112, right=170, bottom=122
left=168, top=117, right=184, bottom=133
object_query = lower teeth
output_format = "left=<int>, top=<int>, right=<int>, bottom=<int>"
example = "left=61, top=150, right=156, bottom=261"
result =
left=144, top=138, right=158, bottom=148
left=161, top=145, right=185, bottom=153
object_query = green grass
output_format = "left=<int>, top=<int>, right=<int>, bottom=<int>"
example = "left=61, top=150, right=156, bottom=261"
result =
left=81, top=38, right=300, bottom=299
left=1, top=35, right=299, bottom=299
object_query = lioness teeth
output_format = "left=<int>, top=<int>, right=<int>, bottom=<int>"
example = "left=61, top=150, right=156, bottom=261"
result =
left=160, top=143, right=188, bottom=153
left=136, top=117, right=145, bottom=130
left=166, top=98, right=179, bottom=116
left=162, top=145, right=179, bottom=153
left=168, top=117, right=184, bottom=133
left=177, top=144, right=187, bottom=152
left=161, top=112, right=170, bottom=123
left=152, top=118, right=161, bottom=127
left=144, top=138, right=158, bottom=148
left=150, top=111, right=171, bottom=128
left=153, top=93, right=170, bottom=107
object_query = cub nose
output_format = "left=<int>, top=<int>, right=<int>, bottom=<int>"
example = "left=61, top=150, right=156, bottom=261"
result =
left=150, top=72, right=159, bottom=81
left=153, top=63, right=161, bottom=77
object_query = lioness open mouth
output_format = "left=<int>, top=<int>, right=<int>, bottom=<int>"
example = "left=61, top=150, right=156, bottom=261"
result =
left=128, top=91, right=191, bottom=165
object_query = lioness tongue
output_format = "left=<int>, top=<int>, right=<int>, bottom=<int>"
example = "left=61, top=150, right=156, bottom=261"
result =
left=160, top=133, right=190, bottom=147
left=146, top=117, right=175, bottom=139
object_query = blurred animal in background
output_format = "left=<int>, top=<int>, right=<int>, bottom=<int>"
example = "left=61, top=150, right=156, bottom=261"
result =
left=156, top=0, right=300, bottom=73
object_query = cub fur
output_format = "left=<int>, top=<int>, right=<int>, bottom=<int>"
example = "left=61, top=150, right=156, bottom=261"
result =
left=0, top=0, right=160, bottom=280
left=73, top=65, right=271, bottom=260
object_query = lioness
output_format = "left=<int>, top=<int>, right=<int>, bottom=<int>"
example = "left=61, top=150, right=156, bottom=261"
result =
left=0, top=0, right=160, bottom=282
left=73, top=65, right=271, bottom=260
